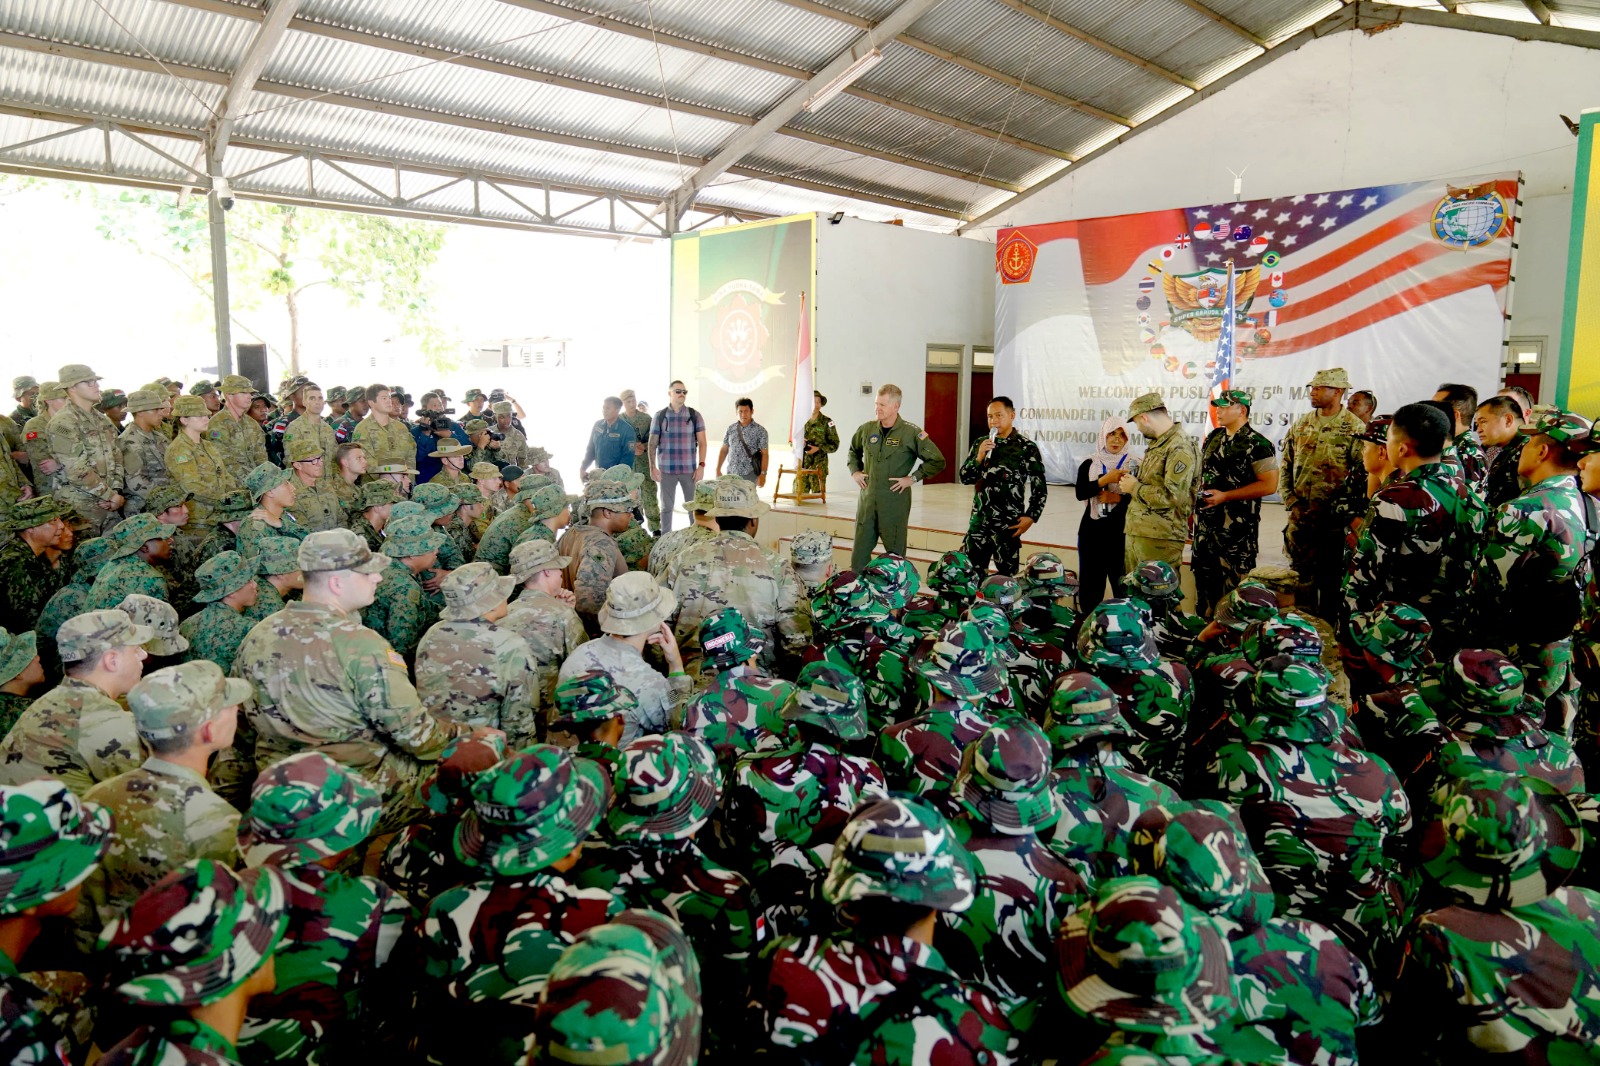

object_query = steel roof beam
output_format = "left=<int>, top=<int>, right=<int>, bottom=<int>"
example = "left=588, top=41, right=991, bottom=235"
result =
left=1523, top=0, right=1554, bottom=24
left=208, top=0, right=301, bottom=165
left=1357, top=1, right=1600, bottom=46
left=667, top=0, right=944, bottom=219
left=989, top=0, right=1198, bottom=89
left=1167, top=0, right=1268, bottom=48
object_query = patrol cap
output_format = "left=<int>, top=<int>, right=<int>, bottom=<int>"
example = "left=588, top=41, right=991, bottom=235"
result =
left=170, top=395, right=209, bottom=419
left=420, top=733, right=507, bottom=816
left=463, top=418, right=490, bottom=436
left=0, top=780, right=113, bottom=916
left=928, top=549, right=980, bottom=597
left=58, top=609, right=154, bottom=664
left=410, top=482, right=458, bottom=520
left=456, top=746, right=611, bottom=875
left=598, top=571, right=676, bottom=637
left=822, top=796, right=975, bottom=913
left=124, top=389, right=167, bottom=414
left=356, top=480, right=403, bottom=510
left=1056, top=875, right=1237, bottom=1036
left=440, top=562, right=517, bottom=621
left=297, top=527, right=388, bottom=575
left=38, top=381, right=66, bottom=402
left=0, top=628, right=38, bottom=688
left=1123, top=560, right=1183, bottom=605
left=1044, top=671, right=1131, bottom=749
left=1430, top=649, right=1526, bottom=716
left=1127, top=801, right=1275, bottom=935
left=698, top=607, right=765, bottom=669
left=468, top=462, right=502, bottom=481
left=1307, top=367, right=1351, bottom=389
left=240, top=751, right=382, bottom=866
left=1345, top=601, right=1432, bottom=674
left=509, top=539, right=570, bottom=583
left=789, top=528, right=833, bottom=566
left=428, top=442, right=472, bottom=459
left=464, top=388, right=486, bottom=402
left=706, top=478, right=769, bottom=519
left=383, top=514, right=447, bottom=558
left=1355, top=414, right=1394, bottom=446
left=100, top=860, right=288, bottom=1007
left=491, top=401, right=513, bottom=417
left=1213, top=581, right=1279, bottom=632
left=2, top=493, right=70, bottom=532
left=489, top=388, right=507, bottom=402
left=954, top=716, right=1058, bottom=835
left=117, top=594, right=190, bottom=656
left=1126, top=391, right=1166, bottom=421
left=553, top=671, right=638, bottom=726
left=128, top=661, right=250, bottom=742
left=106, top=513, right=176, bottom=560
left=95, top=388, right=128, bottom=413
left=57, top=363, right=101, bottom=388
left=144, top=483, right=193, bottom=517
left=286, top=437, right=324, bottom=464
left=256, top=536, right=303, bottom=577
left=1077, top=599, right=1158, bottom=671
left=1418, top=769, right=1582, bottom=908
left=1208, top=389, right=1252, bottom=408
left=244, top=462, right=294, bottom=501
left=1525, top=409, right=1592, bottom=445
left=12, top=375, right=38, bottom=397
left=527, top=484, right=580, bottom=522
left=861, top=554, right=919, bottom=609
left=915, top=620, right=1003, bottom=699
left=609, top=733, right=718, bottom=843
left=779, top=661, right=867, bottom=741
left=679, top=479, right=720, bottom=515
left=192, top=551, right=255, bottom=603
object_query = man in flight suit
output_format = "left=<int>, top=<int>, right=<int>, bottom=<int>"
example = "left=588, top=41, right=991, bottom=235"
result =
left=847, top=383, right=945, bottom=570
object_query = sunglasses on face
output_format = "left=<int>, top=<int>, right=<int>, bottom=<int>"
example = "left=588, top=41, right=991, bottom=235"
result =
left=672, top=389, right=687, bottom=395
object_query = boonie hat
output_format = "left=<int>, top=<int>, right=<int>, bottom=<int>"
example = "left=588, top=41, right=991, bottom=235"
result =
left=1077, top=600, right=1159, bottom=671
left=954, top=716, right=1058, bottom=835
left=553, top=671, right=638, bottom=726
left=1418, top=769, right=1582, bottom=908
left=456, top=746, right=610, bottom=875
left=244, top=462, right=294, bottom=501
left=440, top=562, right=518, bottom=622
left=0, top=780, right=112, bottom=916
left=598, top=571, right=677, bottom=637
left=509, top=538, right=569, bottom=583
left=298, top=528, right=388, bottom=574
left=822, top=796, right=975, bottom=913
left=125, top=389, right=166, bottom=414
left=256, top=536, right=303, bottom=577
left=117, top=594, right=190, bottom=656
left=608, top=734, right=718, bottom=843
left=779, top=662, right=867, bottom=741
left=239, top=751, right=382, bottom=867
left=193, top=551, right=255, bottom=603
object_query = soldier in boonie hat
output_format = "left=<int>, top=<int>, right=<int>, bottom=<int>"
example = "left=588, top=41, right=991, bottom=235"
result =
left=553, top=670, right=638, bottom=729
left=599, top=571, right=677, bottom=637
left=464, top=388, right=486, bottom=403
left=1346, top=600, right=1432, bottom=679
left=462, top=418, right=490, bottom=438
left=601, top=462, right=644, bottom=490
left=697, top=607, right=766, bottom=673
left=2, top=493, right=71, bottom=533
left=384, top=513, right=447, bottom=559
left=1044, top=670, right=1131, bottom=753
left=117, top=593, right=190, bottom=657
left=38, top=381, right=67, bottom=403
left=862, top=554, right=920, bottom=611
left=12, top=374, right=39, bottom=398
left=915, top=619, right=1004, bottom=701
left=1077, top=600, right=1159, bottom=671
left=57, top=363, right=101, bottom=389
left=239, top=751, right=382, bottom=867
left=953, top=715, right=1059, bottom=835
left=170, top=395, right=209, bottom=419
left=467, top=461, right=502, bottom=482
left=1418, top=769, right=1582, bottom=909
left=1308, top=367, right=1352, bottom=390
left=439, top=562, right=518, bottom=622
left=581, top=479, right=636, bottom=519
left=57, top=608, right=153, bottom=664
left=297, top=527, right=388, bottom=575
left=1243, top=654, right=1338, bottom=744
left=454, top=746, right=611, bottom=876
left=428, top=441, right=471, bottom=460
left=244, top=462, right=294, bottom=502
left=978, top=573, right=1026, bottom=617
left=705, top=477, right=768, bottom=520
left=220, top=374, right=256, bottom=396
left=523, top=483, right=578, bottom=522
left=0, top=779, right=112, bottom=916
left=127, top=659, right=250, bottom=745
left=823, top=795, right=975, bottom=912
left=1422, top=649, right=1527, bottom=718
left=256, top=535, right=303, bottom=578
left=678, top=478, right=720, bottom=516
left=811, top=572, right=891, bottom=633
left=189, top=380, right=217, bottom=398
left=1126, top=391, right=1167, bottom=422
left=106, top=512, right=176, bottom=560
left=508, top=538, right=569, bottom=584
left=1212, top=580, right=1279, bottom=633
left=1023, top=550, right=1072, bottom=592
left=144, top=483, right=193, bottom=522
left=324, top=384, right=346, bottom=404
left=778, top=661, right=868, bottom=742
left=608, top=733, right=719, bottom=843
left=96, top=388, right=129, bottom=415
left=1126, top=800, right=1276, bottom=936
left=417, top=732, right=507, bottom=818
left=192, top=549, right=255, bottom=603
left=285, top=436, right=324, bottom=466
left=410, top=482, right=458, bottom=521
left=1240, top=614, right=1322, bottom=666
left=124, top=388, right=167, bottom=415
left=1525, top=409, right=1593, bottom=446
left=356, top=479, right=403, bottom=510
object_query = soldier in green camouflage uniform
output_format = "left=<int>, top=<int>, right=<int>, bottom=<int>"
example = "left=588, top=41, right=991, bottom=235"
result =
left=178, top=551, right=260, bottom=676
left=0, top=779, right=112, bottom=1066
left=415, top=563, right=538, bottom=750
left=231, top=529, right=477, bottom=836
left=0, top=412, right=30, bottom=514
left=282, top=437, right=345, bottom=533
left=0, top=494, right=72, bottom=628
left=187, top=488, right=254, bottom=571
left=750, top=794, right=1016, bottom=1064
left=901, top=549, right=980, bottom=636
left=0, top=628, right=43, bottom=736
left=679, top=608, right=794, bottom=759
left=878, top=621, right=1001, bottom=796
left=34, top=534, right=113, bottom=679
left=1279, top=368, right=1367, bottom=619
left=246, top=535, right=304, bottom=623
left=47, top=364, right=125, bottom=537
left=416, top=745, right=620, bottom=1064
left=363, top=514, right=443, bottom=664
left=80, top=661, right=245, bottom=938
left=807, top=573, right=916, bottom=729
left=1120, top=559, right=1201, bottom=662
left=958, top=397, right=1048, bottom=576
left=236, top=751, right=412, bottom=1065
left=349, top=479, right=400, bottom=553
left=543, top=671, right=630, bottom=778
left=237, top=463, right=308, bottom=560
left=798, top=390, right=840, bottom=497
left=89, top=512, right=174, bottom=610
left=475, top=483, right=575, bottom=574
left=557, top=480, right=632, bottom=636
left=1121, top=391, right=1199, bottom=573
left=21, top=381, right=66, bottom=496
left=1340, top=601, right=1437, bottom=781
left=210, top=374, right=270, bottom=484
left=117, top=389, right=175, bottom=517
left=1392, top=770, right=1599, bottom=1061
left=96, top=859, right=288, bottom=1066
left=1192, top=389, right=1279, bottom=616
left=1078, top=599, right=1192, bottom=787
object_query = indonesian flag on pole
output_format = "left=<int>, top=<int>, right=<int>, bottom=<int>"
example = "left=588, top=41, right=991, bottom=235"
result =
left=789, top=291, right=812, bottom=466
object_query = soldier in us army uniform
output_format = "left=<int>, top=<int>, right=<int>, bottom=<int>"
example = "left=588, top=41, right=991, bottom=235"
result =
left=502, top=539, right=585, bottom=714
left=556, top=479, right=632, bottom=636
left=1280, top=367, right=1367, bottom=619
left=415, top=563, right=538, bottom=750
left=47, top=363, right=125, bottom=537
left=117, top=389, right=175, bottom=517
left=1192, top=389, right=1279, bottom=617
left=1119, top=391, right=1199, bottom=573
left=847, top=383, right=946, bottom=570
left=958, top=395, right=1048, bottom=577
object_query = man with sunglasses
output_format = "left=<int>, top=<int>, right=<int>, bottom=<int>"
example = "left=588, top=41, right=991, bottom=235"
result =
left=647, top=380, right=707, bottom=532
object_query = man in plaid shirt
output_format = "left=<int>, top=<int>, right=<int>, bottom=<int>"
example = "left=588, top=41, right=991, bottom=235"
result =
left=648, top=379, right=707, bottom=532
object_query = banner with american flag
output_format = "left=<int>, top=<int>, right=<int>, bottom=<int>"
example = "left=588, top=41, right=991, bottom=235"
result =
left=994, top=173, right=1519, bottom=483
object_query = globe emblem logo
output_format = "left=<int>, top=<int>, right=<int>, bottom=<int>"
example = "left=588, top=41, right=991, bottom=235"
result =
left=1430, top=187, right=1509, bottom=249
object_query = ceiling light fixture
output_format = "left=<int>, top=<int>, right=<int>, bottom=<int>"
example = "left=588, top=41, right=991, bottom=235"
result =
left=803, top=47, right=883, bottom=113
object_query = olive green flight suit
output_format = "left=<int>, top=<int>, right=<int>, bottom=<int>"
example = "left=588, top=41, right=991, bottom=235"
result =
left=846, top=416, right=945, bottom=570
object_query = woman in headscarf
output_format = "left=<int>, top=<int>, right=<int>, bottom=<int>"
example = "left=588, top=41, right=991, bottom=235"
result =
left=1075, top=415, right=1139, bottom=611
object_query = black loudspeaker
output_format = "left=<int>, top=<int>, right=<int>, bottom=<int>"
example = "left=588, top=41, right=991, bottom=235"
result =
left=235, top=344, right=268, bottom=392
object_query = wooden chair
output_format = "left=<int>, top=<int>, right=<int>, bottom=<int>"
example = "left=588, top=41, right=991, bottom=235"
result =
left=772, top=465, right=826, bottom=505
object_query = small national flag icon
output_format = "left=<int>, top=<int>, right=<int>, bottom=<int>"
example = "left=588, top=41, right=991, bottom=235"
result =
left=1262, top=251, right=1281, bottom=268
left=1139, top=277, right=1155, bottom=293
left=1175, top=233, right=1191, bottom=248
left=1194, top=221, right=1213, bottom=240
left=1231, top=225, right=1252, bottom=242
left=1271, top=271, right=1284, bottom=287
left=1270, top=289, right=1288, bottom=308
left=1251, top=235, right=1268, bottom=249
left=1136, top=295, right=1151, bottom=310
left=1160, top=246, right=1176, bottom=261
left=1139, top=327, right=1156, bottom=343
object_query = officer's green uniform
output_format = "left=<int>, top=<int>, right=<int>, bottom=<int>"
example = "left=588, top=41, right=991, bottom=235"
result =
left=846, top=415, right=945, bottom=570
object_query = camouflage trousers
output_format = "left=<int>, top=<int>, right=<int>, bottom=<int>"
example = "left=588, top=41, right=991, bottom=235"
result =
left=638, top=474, right=660, bottom=533
left=1512, top=637, right=1578, bottom=737
left=1283, top=506, right=1345, bottom=621
left=797, top=455, right=828, bottom=496
left=1125, top=535, right=1184, bottom=574
left=962, top=515, right=1023, bottom=576
left=1191, top=509, right=1260, bottom=617
left=60, top=489, right=121, bottom=537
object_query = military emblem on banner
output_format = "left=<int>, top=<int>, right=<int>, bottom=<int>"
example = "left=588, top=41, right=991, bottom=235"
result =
left=1430, top=183, right=1509, bottom=248
left=1160, top=265, right=1262, bottom=343
left=695, top=279, right=785, bottom=393
left=998, top=231, right=1038, bottom=284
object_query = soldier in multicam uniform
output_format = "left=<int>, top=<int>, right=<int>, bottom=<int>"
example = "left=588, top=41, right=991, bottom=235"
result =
left=47, top=363, right=125, bottom=537
left=22, top=381, right=67, bottom=496
left=878, top=621, right=1001, bottom=796
left=1481, top=411, right=1598, bottom=734
left=679, top=608, right=794, bottom=760
left=235, top=751, right=412, bottom=1064
left=79, top=661, right=245, bottom=937
left=415, top=563, right=538, bottom=750
left=1392, top=769, right=1599, bottom=1061
left=1214, top=655, right=1414, bottom=967
left=1192, top=389, right=1279, bottom=617
left=10, top=374, right=39, bottom=426
left=34, top=534, right=113, bottom=680
left=0, top=411, right=30, bottom=513
left=935, top=716, right=1084, bottom=1041
left=750, top=794, right=1015, bottom=1064
left=415, top=745, right=620, bottom=1064
left=500, top=539, right=584, bottom=713
left=237, top=463, right=307, bottom=560
left=89, top=512, right=174, bottom=610
left=958, top=396, right=1048, bottom=576
left=1279, top=368, right=1367, bottom=619
left=209, top=375, right=270, bottom=484
left=648, top=477, right=719, bottom=581
left=247, top=535, right=305, bottom=623
left=117, top=389, right=175, bottom=517
left=1119, top=391, right=1199, bottom=573
left=557, top=479, right=633, bottom=637
left=1077, top=600, right=1192, bottom=787
left=231, top=529, right=481, bottom=835
left=0, top=779, right=112, bottom=1066
left=558, top=572, right=689, bottom=745
left=282, top=437, right=344, bottom=533
left=164, top=394, right=241, bottom=533
left=476, top=483, right=574, bottom=573
left=0, top=495, right=73, bottom=626
left=618, top=390, right=658, bottom=533
left=96, top=859, right=288, bottom=1066
left=179, top=551, right=261, bottom=676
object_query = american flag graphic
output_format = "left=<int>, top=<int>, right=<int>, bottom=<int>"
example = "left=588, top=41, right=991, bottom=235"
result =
left=1211, top=261, right=1237, bottom=428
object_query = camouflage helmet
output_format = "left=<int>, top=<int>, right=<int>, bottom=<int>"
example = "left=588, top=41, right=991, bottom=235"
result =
left=1127, top=801, right=1275, bottom=934
left=212, top=489, right=255, bottom=522
left=1345, top=601, right=1432, bottom=674
left=915, top=620, right=1004, bottom=699
left=1526, top=409, right=1592, bottom=445
left=0, top=628, right=38, bottom=688
left=239, top=751, right=382, bottom=867
left=978, top=574, right=1026, bottom=616
left=127, top=661, right=251, bottom=743
left=118, top=593, right=190, bottom=656
left=534, top=911, right=701, bottom=1066
left=860, top=554, right=920, bottom=610
left=192, top=550, right=255, bottom=603
left=779, top=661, right=867, bottom=742
left=1023, top=550, right=1069, bottom=589
left=1419, top=769, right=1582, bottom=908
left=1056, top=875, right=1237, bottom=1036
left=1240, top=615, right=1321, bottom=666
left=698, top=607, right=765, bottom=669
left=927, top=549, right=980, bottom=598
left=421, top=733, right=507, bottom=816
left=1213, top=581, right=1279, bottom=633
left=788, top=528, right=833, bottom=567
left=256, top=535, right=304, bottom=577
left=953, top=716, right=1058, bottom=835
left=1077, top=600, right=1159, bottom=671
left=1044, top=671, right=1131, bottom=749
left=608, top=733, right=719, bottom=843
left=822, top=796, right=975, bottom=914
left=1123, top=560, right=1182, bottom=605
left=1430, top=649, right=1526, bottom=716
left=455, top=746, right=611, bottom=876
left=100, top=860, right=288, bottom=1007
left=71, top=535, right=115, bottom=583
left=0, top=780, right=112, bottom=916
left=144, top=483, right=193, bottom=517
left=963, top=602, right=1011, bottom=646
left=553, top=671, right=638, bottom=726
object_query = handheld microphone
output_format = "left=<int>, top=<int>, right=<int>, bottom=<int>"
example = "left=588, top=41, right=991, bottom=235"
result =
left=988, top=427, right=998, bottom=443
